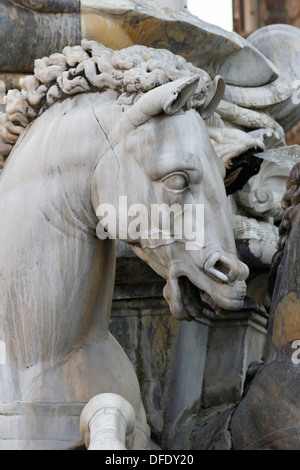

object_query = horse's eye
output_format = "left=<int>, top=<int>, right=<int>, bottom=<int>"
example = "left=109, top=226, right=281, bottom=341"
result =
left=163, top=174, right=188, bottom=192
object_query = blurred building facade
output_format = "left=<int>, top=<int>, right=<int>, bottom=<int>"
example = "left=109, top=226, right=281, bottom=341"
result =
left=233, top=0, right=300, bottom=36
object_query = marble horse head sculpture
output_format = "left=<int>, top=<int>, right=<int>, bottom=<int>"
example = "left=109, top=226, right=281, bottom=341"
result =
left=0, top=40, right=249, bottom=449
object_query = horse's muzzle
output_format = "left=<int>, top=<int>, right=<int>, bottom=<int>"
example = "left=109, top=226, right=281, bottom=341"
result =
left=203, top=251, right=249, bottom=284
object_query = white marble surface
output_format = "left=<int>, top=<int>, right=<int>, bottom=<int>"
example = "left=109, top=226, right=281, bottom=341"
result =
left=0, top=41, right=250, bottom=449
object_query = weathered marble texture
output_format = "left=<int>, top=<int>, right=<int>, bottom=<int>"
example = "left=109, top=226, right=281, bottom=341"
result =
left=225, top=24, right=300, bottom=132
left=1, top=0, right=278, bottom=88
left=80, top=393, right=137, bottom=450
left=236, top=160, right=291, bottom=220
left=0, top=1, right=299, bottom=451
left=143, top=0, right=187, bottom=9
left=206, top=101, right=288, bottom=273
left=0, top=42, right=249, bottom=449
left=80, top=0, right=278, bottom=87
left=0, top=0, right=80, bottom=73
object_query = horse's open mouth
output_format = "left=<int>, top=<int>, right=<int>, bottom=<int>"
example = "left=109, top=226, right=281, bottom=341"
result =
left=163, top=270, right=247, bottom=321
left=178, top=276, right=204, bottom=319
left=178, top=276, right=225, bottom=319
left=163, top=275, right=220, bottom=321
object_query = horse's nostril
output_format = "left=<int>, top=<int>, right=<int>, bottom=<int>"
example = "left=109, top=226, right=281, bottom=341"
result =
left=204, top=253, right=230, bottom=283
left=204, top=253, right=239, bottom=284
left=214, top=259, right=231, bottom=276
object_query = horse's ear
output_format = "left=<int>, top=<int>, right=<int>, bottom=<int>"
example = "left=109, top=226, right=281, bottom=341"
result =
left=109, top=75, right=220, bottom=146
left=109, top=76, right=200, bottom=145
left=128, top=76, right=200, bottom=127
left=162, top=76, right=200, bottom=114
left=199, top=75, right=225, bottom=120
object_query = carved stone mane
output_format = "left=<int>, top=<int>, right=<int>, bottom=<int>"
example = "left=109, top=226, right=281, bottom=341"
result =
left=0, top=39, right=212, bottom=173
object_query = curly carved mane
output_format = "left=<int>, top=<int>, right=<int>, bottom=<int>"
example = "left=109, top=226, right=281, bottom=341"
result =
left=0, top=39, right=212, bottom=173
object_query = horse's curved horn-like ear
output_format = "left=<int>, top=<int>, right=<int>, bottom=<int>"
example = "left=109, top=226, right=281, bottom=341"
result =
left=109, top=76, right=199, bottom=146
left=127, top=75, right=200, bottom=127
left=199, top=75, right=225, bottom=120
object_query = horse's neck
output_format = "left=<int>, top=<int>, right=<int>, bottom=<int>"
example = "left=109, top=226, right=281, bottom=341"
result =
left=4, top=91, right=120, bottom=227
left=0, top=92, right=121, bottom=349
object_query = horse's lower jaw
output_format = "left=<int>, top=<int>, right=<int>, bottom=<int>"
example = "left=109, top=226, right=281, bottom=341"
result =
left=163, top=274, right=247, bottom=321
left=201, top=291, right=242, bottom=317
left=163, top=275, right=206, bottom=321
